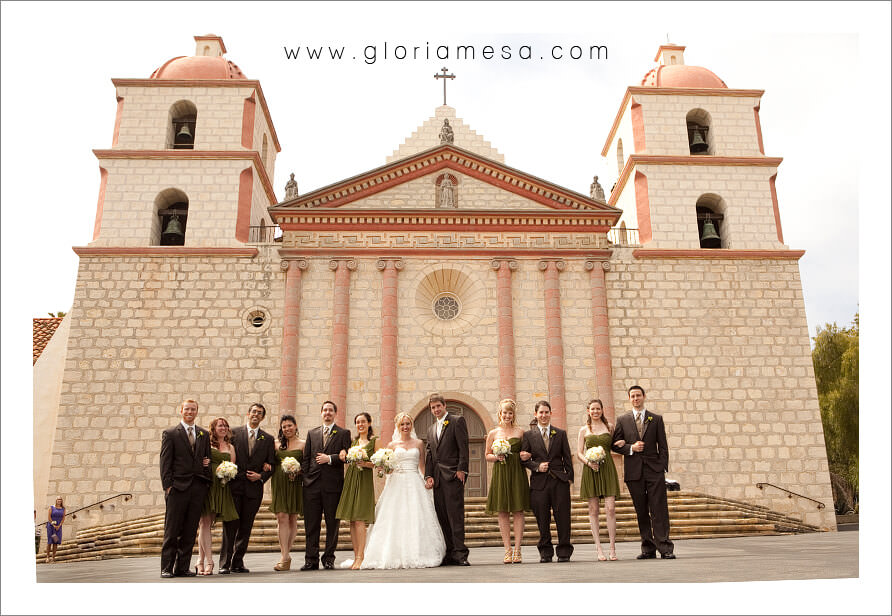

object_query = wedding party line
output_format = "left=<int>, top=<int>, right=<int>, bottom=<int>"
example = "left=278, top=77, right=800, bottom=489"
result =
left=158, top=387, right=674, bottom=577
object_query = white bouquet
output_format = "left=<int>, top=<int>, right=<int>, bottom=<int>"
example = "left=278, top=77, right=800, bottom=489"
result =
left=280, top=456, right=300, bottom=481
left=370, top=448, right=395, bottom=477
left=345, top=445, right=368, bottom=465
left=491, top=438, right=511, bottom=464
left=584, top=445, right=607, bottom=470
left=216, top=460, right=238, bottom=485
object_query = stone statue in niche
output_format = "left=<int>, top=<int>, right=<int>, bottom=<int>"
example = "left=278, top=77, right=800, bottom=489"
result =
left=439, top=119, right=454, bottom=144
left=284, top=173, right=299, bottom=199
left=590, top=175, right=605, bottom=201
left=438, top=176, right=456, bottom=208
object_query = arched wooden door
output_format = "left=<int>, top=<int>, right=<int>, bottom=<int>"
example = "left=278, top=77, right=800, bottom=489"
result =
left=415, top=401, right=488, bottom=497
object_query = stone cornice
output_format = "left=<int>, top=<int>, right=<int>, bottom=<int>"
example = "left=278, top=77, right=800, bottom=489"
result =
left=92, top=149, right=277, bottom=204
left=277, top=248, right=614, bottom=259
left=632, top=248, right=805, bottom=260
left=271, top=144, right=621, bottom=217
left=73, top=246, right=259, bottom=257
left=112, top=79, right=281, bottom=152
left=608, top=154, right=783, bottom=207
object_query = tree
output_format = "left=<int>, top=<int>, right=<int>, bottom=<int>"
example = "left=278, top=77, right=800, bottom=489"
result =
left=812, top=313, right=858, bottom=513
left=47, top=311, right=66, bottom=317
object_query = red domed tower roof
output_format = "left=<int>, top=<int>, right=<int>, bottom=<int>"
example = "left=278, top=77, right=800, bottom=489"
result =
left=640, top=64, right=727, bottom=88
left=150, top=35, right=246, bottom=80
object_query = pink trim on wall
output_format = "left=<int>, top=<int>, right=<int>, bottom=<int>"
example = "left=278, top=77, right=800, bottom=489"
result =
left=112, top=96, right=124, bottom=146
left=588, top=262, right=616, bottom=425
left=769, top=174, right=784, bottom=243
left=330, top=261, right=352, bottom=413
left=494, top=261, right=516, bottom=400
left=73, top=246, right=258, bottom=257
left=241, top=93, right=255, bottom=150
left=632, top=248, right=804, bottom=260
left=753, top=105, right=765, bottom=155
left=631, top=101, right=646, bottom=153
left=92, top=167, right=108, bottom=240
left=279, top=261, right=305, bottom=411
left=379, top=260, right=399, bottom=439
left=235, top=167, right=253, bottom=243
left=634, top=171, right=652, bottom=244
left=542, top=261, right=567, bottom=428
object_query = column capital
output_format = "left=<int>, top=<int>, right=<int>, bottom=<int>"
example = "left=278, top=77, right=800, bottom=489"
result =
left=584, top=259, right=611, bottom=272
left=538, top=259, right=566, bottom=272
left=280, top=258, right=308, bottom=271
left=329, top=258, right=358, bottom=271
left=490, top=259, right=518, bottom=271
left=376, top=258, right=404, bottom=271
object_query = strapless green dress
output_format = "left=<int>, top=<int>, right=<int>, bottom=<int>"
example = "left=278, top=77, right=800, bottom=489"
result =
left=202, top=448, right=239, bottom=521
left=269, top=449, right=303, bottom=515
left=335, top=436, right=377, bottom=523
left=579, top=432, right=620, bottom=499
left=485, top=437, right=531, bottom=514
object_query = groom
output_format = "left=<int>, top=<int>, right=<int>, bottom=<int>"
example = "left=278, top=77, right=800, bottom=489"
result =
left=424, top=393, right=470, bottom=566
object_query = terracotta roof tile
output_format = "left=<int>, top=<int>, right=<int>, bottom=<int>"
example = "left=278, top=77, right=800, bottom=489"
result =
left=33, top=317, right=64, bottom=365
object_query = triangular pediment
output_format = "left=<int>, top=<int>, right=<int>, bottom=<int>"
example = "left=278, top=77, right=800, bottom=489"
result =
left=271, top=144, right=620, bottom=217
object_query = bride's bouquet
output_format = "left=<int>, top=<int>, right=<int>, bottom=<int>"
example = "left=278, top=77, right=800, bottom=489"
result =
left=346, top=445, right=368, bottom=466
left=584, top=445, right=607, bottom=471
left=280, top=456, right=300, bottom=482
left=370, top=448, right=395, bottom=478
left=491, top=438, right=511, bottom=464
left=216, top=460, right=238, bottom=485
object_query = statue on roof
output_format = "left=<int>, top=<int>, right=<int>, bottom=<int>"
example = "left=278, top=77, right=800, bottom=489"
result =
left=590, top=175, right=605, bottom=201
left=284, top=173, right=299, bottom=200
left=439, top=119, right=454, bottom=145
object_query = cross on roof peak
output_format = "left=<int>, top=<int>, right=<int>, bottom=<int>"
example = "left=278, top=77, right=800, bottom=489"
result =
left=434, top=67, right=456, bottom=105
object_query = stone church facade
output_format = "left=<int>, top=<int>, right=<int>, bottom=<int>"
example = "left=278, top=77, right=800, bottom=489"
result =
left=39, top=36, right=835, bottom=531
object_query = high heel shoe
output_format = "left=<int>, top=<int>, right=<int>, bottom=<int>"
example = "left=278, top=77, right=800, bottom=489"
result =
left=597, top=549, right=607, bottom=562
left=511, top=548, right=522, bottom=564
left=608, top=549, right=618, bottom=561
left=273, top=558, right=291, bottom=571
left=503, top=549, right=513, bottom=564
left=204, top=562, right=214, bottom=575
left=351, top=556, right=363, bottom=570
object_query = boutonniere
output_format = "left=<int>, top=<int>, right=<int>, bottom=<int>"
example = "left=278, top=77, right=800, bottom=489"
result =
left=331, top=429, right=338, bottom=435
left=646, top=416, right=653, bottom=423
left=258, top=434, right=265, bottom=440
left=443, top=420, right=450, bottom=427
left=197, top=430, right=204, bottom=438
left=550, top=429, right=556, bottom=437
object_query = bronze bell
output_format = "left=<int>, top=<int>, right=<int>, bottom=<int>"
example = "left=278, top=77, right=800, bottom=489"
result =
left=700, top=216, right=721, bottom=248
left=175, top=123, right=193, bottom=145
left=161, top=215, right=185, bottom=245
left=689, top=129, right=708, bottom=153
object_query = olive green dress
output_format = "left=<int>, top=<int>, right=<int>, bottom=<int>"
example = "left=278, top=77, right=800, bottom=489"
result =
left=579, top=432, right=620, bottom=499
left=269, top=449, right=303, bottom=515
left=485, top=437, right=531, bottom=514
left=202, top=448, right=239, bottom=521
left=335, top=436, right=377, bottom=523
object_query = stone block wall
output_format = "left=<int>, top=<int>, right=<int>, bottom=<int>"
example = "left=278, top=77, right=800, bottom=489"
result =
left=387, top=105, right=504, bottom=163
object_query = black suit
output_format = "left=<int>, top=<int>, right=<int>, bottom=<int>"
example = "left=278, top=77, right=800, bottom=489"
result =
left=612, top=409, right=674, bottom=556
left=301, top=423, right=351, bottom=566
left=521, top=425, right=574, bottom=560
left=159, top=423, right=211, bottom=574
left=220, top=424, right=276, bottom=570
left=425, top=413, right=470, bottom=563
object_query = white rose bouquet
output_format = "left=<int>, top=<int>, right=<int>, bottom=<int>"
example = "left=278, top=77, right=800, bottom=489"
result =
left=491, top=438, right=511, bottom=464
left=280, top=456, right=300, bottom=482
left=584, top=445, right=607, bottom=471
left=216, top=460, right=238, bottom=485
left=370, top=448, right=395, bottom=478
left=345, top=445, right=368, bottom=466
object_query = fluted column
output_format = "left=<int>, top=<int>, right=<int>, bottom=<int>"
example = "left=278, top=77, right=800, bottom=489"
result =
left=539, top=259, right=567, bottom=428
left=491, top=259, right=518, bottom=400
left=279, top=258, right=308, bottom=412
left=377, top=258, right=403, bottom=440
left=586, top=259, right=616, bottom=425
left=329, top=258, right=356, bottom=413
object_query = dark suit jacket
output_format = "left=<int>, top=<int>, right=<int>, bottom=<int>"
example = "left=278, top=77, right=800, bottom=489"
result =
left=611, top=410, right=669, bottom=482
left=424, top=413, right=469, bottom=487
left=160, top=423, right=212, bottom=492
left=520, top=425, right=574, bottom=490
left=301, top=424, right=351, bottom=492
left=229, top=425, right=276, bottom=498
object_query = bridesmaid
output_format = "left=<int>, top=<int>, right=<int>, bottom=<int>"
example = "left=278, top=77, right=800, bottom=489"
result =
left=269, top=414, right=304, bottom=571
left=197, top=417, right=238, bottom=575
left=576, top=399, right=623, bottom=561
left=45, top=497, right=66, bottom=563
left=484, top=399, right=530, bottom=564
left=336, top=412, right=378, bottom=569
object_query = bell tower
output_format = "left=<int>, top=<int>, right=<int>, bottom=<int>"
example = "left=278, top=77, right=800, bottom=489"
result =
left=90, top=34, right=280, bottom=247
left=602, top=44, right=786, bottom=250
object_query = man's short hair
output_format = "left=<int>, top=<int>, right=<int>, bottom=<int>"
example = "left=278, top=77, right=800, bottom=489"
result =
left=180, top=399, right=198, bottom=411
left=534, top=400, right=552, bottom=412
left=428, top=392, right=446, bottom=407
left=321, top=400, right=338, bottom=413
left=628, top=385, right=645, bottom=396
left=249, top=402, right=266, bottom=418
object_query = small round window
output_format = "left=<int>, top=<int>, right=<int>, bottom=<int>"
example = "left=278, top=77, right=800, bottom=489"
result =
left=432, top=293, right=461, bottom=321
left=242, top=306, right=271, bottom=334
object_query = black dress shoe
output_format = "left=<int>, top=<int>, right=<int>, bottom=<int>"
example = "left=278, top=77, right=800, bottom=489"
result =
left=540, top=556, right=553, bottom=563
left=300, top=562, right=319, bottom=571
left=322, top=561, right=335, bottom=570
left=160, top=571, right=174, bottom=579
left=636, top=552, right=657, bottom=560
left=454, top=559, right=470, bottom=566
left=557, top=557, right=571, bottom=563
left=661, top=553, right=676, bottom=559
left=439, top=557, right=453, bottom=567
left=178, top=569, right=198, bottom=577
left=218, top=568, right=230, bottom=574
left=231, top=566, right=250, bottom=573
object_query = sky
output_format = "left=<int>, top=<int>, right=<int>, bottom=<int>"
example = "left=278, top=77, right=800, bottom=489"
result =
left=1, top=2, right=889, bottom=614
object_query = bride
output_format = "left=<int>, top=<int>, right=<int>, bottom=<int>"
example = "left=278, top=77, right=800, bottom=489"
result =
left=360, top=412, right=446, bottom=569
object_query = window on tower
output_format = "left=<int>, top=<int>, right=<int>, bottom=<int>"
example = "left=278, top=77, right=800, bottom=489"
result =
left=153, top=188, right=190, bottom=246
left=696, top=194, right=726, bottom=249
left=168, top=100, right=197, bottom=150
left=686, top=108, right=713, bottom=155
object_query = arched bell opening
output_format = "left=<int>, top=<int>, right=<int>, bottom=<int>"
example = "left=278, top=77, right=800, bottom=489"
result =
left=696, top=193, right=727, bottom=249
left=686, top=108, right=714, bottom=155
left=152, top=188, right=189, bottom=246
left=168, top=100, right=197, bottom=150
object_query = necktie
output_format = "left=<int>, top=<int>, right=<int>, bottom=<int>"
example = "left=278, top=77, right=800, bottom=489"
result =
left=249, top=429, right=256, bottom=455
left=323, top=426, right=330, bottom=447
left=542, top=427, right=550, bottom=449
left=187, top=426, right=195, bottom=447
left=636, top=413, right=644, bottom=438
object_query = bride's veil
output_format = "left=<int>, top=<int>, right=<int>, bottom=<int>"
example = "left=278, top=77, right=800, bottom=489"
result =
left=391, top=411, right=418, bottom=442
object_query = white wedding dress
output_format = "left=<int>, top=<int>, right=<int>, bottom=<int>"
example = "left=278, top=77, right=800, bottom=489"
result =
left=360, top=446, right=446, bottom=569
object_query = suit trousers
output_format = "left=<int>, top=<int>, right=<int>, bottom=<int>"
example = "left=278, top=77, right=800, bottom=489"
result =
left=433, top=478, right=468, bottom=562
left=530, top=477, right=573, bottom=560
left=161, top=481, right=208, bottom=573
left=302, top=485, right=341, bottom=565
left=625, top=468, right=674, bottom=556
left=220, top=488, right=262, bottom=569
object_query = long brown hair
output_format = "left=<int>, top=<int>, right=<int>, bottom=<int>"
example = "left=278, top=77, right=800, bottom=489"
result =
left=209, top=417, right=231, bottom=449
left=585, top=399, right=611, bottom=433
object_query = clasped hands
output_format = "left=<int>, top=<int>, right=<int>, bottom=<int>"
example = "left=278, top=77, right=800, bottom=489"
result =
left=423, top=470, right=466, bottom=490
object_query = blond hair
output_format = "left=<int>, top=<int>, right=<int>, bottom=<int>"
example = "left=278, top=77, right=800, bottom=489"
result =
left=497, top=398, right=517, bottom=427
left=394, top=411, right=413, bottom=427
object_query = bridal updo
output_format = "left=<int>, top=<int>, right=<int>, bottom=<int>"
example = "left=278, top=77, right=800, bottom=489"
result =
left=392, top=412, right=417, bottom=441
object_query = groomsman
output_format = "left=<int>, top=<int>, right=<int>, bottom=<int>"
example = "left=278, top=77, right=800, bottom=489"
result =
left=520, top=400, right=574, bottom=563
left=220, top=402, right=276, bottom=574
left=159, top=399, right=211, bottom=578
left=301, top=400, right=351, bottom=570
left=612, top=385, right=675, bottom=559
left=424, top=393, right=470, bottom=566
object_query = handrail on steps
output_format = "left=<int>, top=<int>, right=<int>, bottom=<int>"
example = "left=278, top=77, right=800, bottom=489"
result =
left=756, top=483, right=826, bottom=509
left=35, top=493, right=133, bottom=526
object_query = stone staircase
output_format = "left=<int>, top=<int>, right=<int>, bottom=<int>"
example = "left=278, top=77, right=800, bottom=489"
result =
left=38, top=491, right=823, bottom=564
